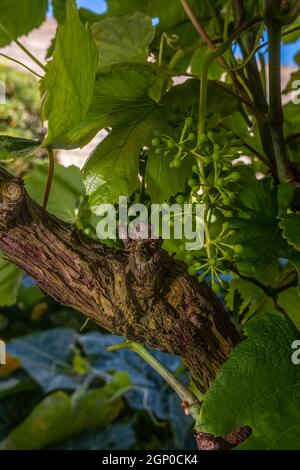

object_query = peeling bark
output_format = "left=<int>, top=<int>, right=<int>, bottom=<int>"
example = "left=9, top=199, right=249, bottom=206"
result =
left=0, top=168, right=244, bottom=448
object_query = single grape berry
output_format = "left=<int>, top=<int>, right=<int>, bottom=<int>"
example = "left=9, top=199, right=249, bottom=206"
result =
left=188, top=266, right=198, bottom=276
left=151, top=137, right=161, bottom=147
left=198, top=132, right=207, bottom=144
left=155, top=148, right=162, bottom=155
left=228, top=171, right=241, bottom=182
left=222, top=222, right=230, bottom=232
left=167, top=138, right=175, bottom=149
left=187, top=132, right=196, bottom=141
left=233, top=244, right=244, bottom=255
left=185, top=116, right=193, bottom=128
left=222, top=196, right=231, bottom=206
left=188, top=178, right=198, bottom=188
left=192, top=164, right=199, bottom=174
left=173, top=159, right=182, bottom=168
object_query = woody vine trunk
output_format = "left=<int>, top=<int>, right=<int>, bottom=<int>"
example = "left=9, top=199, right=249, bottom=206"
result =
left=0, top=168, right=244, bottom=448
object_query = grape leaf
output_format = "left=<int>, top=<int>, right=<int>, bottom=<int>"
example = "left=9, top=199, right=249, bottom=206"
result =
left=0, top=373, right=127, bottom=450
left=0, top=136, right=40, bottom=161
left=0, top=0, right=47, bottom=47
left=42, top=0, right=98, bottom=147
left=83, top=107, right=163, bottom=208
left=228, top=179, right=289, bottom=275
left=199, top=312, right=300, bottom=449
left=92, top=12, right=155, bottom=69
left=0, top=258, right=22, bottom=307
left=145, top=141, right=192, bottom=203
left=60, top=65, right=162, bottom=149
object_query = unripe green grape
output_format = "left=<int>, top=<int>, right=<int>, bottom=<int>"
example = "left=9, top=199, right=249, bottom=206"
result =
left=233, top=244, right=244, bottom=255
left=169, top=161, right=174, bottom=168
left=151, top=137, right=160, bottom=147
left=198, top=132, right=207, bottom=144
left=192, top=164, right=199, bottom=174
left=228, top=191, right=235, bottom=200
left=173, top=159, right=182, bottom=168
left=228, top=171, right=241, bottom=182
left=224, top=210, right=233, bottom=217
left=228, top=229, right=238, bottom=237
left=222, top=222, right=230, bottom=232
left=222, top=196, right=231, bottom=206
left=167, top=138, right=175, bottom=149
left=176, top=194, right=186, bottom=204
left=155, top=148, right=162, bottom=155
left=185, top=116, right=193, bottom=128
left=188, top=178, right=198, bottom=188
left=187, top=132, right=196, bottom=141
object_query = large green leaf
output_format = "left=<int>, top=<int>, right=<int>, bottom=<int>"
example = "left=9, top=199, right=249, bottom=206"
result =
left=60, top=65, right=162, bottom=149
left=42, top=0, right=98, bottom=146
left=0, top=373, right=129, bottom=450
left=0, top=258, right=22, bottom=307
left=83, top=106, right=162, bottom=208
left=92, top=12, right=155, bottom=69
left=199, top=312, right=300, bottom=449
left=0, top=0, right=47, bottom=47
left=25, top=164, right=84, bottom=222
left=0, top=136, right=40, bottom=161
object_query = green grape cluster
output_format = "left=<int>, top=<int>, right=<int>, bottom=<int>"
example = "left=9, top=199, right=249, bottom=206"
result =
left=151, top=116, right=196, bottom=170
left=151, top=116, right=245, bottom=291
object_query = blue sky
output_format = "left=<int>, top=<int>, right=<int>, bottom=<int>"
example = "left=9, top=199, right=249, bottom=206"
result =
left=48, top=1, right=299, bottom=66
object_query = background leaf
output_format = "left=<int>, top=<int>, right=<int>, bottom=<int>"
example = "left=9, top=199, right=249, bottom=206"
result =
left=0, top=0, right=47, bottom=47
left=92, top=12, right=155, bottom=69
left=42, top=0, right=98, bottom=146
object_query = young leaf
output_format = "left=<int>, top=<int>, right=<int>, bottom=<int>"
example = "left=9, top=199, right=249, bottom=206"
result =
left=199, top=312, right=300, bottom=449
left=92, top=12, right=155, bottom=69
left=0, top=0, right=47, bottom=47
left=0, top=136, right=41, bottom=161
left=42, top=0, right=98, bottom=147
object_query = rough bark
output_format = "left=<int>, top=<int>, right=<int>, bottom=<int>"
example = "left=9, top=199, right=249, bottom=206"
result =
left=0, top=168, right=243, bottom=447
